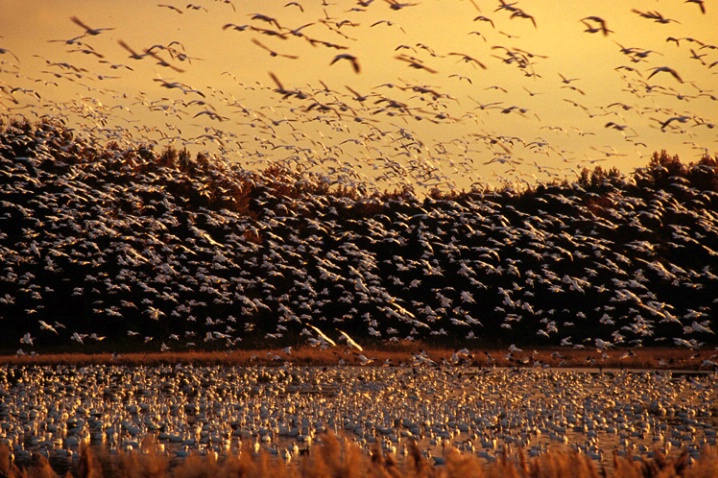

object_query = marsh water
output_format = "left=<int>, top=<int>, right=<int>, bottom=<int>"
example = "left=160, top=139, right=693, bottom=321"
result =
left=0, top=365, right=716, bottom=472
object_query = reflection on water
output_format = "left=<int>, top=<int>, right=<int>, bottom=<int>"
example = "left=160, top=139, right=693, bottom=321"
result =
left=0, top=365, right=715, bottom=472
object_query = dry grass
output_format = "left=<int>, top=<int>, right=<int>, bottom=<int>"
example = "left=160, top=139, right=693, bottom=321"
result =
left=0, top=345, right=711, bottom=370
left=1, top=435, right=716, bottom=478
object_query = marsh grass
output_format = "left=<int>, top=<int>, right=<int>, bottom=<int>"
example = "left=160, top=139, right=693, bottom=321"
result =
left=2, top=435, right=716, bottom=478
left=0, top=346, right=710, bottom=370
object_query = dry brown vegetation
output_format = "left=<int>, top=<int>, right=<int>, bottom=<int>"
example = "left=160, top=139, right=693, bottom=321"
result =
left=0, top=345, right=711, bottom=370
left=1, top=434, right=716, bottom=478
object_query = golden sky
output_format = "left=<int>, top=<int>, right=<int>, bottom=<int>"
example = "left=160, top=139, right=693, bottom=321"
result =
left=1, top=0, right=716, bottom=191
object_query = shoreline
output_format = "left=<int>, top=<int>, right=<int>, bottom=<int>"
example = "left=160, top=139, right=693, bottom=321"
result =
left=1, top=346, right=715, bottom=370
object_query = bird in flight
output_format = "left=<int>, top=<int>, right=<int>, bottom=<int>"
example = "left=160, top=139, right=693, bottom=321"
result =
left=309, top=325, right=337, bottom=347
left=558, top=72, right=580, bottom=84
left=345, top=84, right=374, bottom=102
left=473, top=15, right=495, bottom=28
left=330, top=53, right=361, bottom=73
left=495, top=0, right=519, bottom=12
left=448, top=52, right=487, bottom=69
left=153, top=78, right=205, bottom=96
left=395, top=53, right=438, bottom=73
left=494, top=1, right=536, bottom=27
left=338, top=329, right=363, bottom=352
left=386, top=0, right=419, bottom=10
left=631, top=9, right=680, bottom=24
left=38, top=320, right=59, bottom=334
left=659, top=115, right=691, bottom=131
left=266, top=71, right=309, bottom=100
left=193, top=110, right=229, bottom=121
left=581, top=16, right=612, bottom=36
left=186, top=4, right=208, bottom=12
left=70, top=16, right=115, bottom=36
left=222, top=23, right=252, bottom=32
left=0, top=47, right=20, bottom=63
left=647, top=66, right=683, bottom=83
left=356, top=354, right=374, bottom=365
left=158, top=3, right=183, bottom=14
left=118, top=39, right=185, bottom=72
left=250, top=13, right=282, bottom=29
left=370, top=20, right=406, bottom=33
left=251, top=38, right=298, bottom=59
left=685, top=0, right=706, bottom=14
left=20, top=332, right=35, bottom=346
left=285, top=2, right=304, bottom=12
left=118, top=39, right=149, bottom=60
left=510, top=9, right=536, bottom=28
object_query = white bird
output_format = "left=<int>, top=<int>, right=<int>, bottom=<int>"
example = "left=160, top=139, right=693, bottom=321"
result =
left=38, top=320, right=59, bottom=334
left=70, top=332, right=86, bottom=344
left=357, top=354, right=375, bottom=365
left=595, top=338, right=612, bottom=351
left=306, top=337, right=320, bottom=347
left=674, top=337, right=700, bottom=349
left=20, top=332, right=35, bottom=346
left=411, top=351, right=437, bottom=366
left=560, top=337, right=573, bottom=346
left=309, top=325, right=336, bottom=347
left=146, top=306, right=165, bottom=320
left=690, top=321, right=714, bottom=334
left=338, top=329, right=363, bottom=352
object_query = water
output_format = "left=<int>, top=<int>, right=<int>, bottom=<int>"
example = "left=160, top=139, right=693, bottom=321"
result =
left=0, top=364, right=715, bottom=472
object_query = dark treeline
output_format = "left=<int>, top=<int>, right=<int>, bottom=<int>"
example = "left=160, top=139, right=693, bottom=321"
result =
left=1, top=119, right=717, bottom=353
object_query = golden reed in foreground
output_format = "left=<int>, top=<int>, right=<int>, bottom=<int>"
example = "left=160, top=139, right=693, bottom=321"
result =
left=1, top=435, right=716, bottom=478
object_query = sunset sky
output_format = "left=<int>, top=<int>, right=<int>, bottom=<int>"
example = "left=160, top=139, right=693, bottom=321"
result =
left=1, top=0, right=716, bottom=191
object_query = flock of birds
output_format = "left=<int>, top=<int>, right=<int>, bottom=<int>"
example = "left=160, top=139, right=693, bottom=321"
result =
left=0, top=364, right=716, bottom=471
left=0, top=118, right=717, bottom=357
left=0, top=1, right=717, bottom=470
left=0, top=0, right=715, bottom=194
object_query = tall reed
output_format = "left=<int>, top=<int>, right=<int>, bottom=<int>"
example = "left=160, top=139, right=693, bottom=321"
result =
left=1, top=434, right=715, bottom=478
